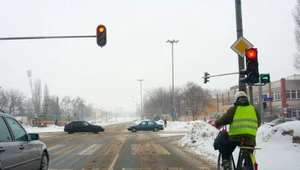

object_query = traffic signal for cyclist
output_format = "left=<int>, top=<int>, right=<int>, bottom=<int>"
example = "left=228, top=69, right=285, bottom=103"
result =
left=239, top=48, right=259, bottom=84
left=96, top=25, right=107, bottom=47
left=261, top=73, right=270, bottom=84
left=204, top=72, right=210, bottom=84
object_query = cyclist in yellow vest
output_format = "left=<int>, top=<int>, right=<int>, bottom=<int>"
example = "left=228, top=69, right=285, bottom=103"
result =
left=214, top=91, right=261, bottom=170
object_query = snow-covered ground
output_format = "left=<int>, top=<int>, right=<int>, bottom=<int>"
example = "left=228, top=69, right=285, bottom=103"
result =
left=24, top=119, right=300, bottom=170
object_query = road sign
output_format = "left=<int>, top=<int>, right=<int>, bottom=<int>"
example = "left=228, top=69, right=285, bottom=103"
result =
left=264, top=97, right=273, bottom=101
left=231, top=36, right=253, bottom=57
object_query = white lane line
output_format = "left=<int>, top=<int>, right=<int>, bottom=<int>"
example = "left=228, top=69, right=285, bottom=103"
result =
left=108, top=153, right=119, bottom=170
left=78, top=144, right=102, bottom=155
left=131, top=144, right=141, bottom=155
left=152, top=144, right=170, bottom=154
left=48, top=144, right=64, bottom=151
left=52, top=144, right=83, bottom=156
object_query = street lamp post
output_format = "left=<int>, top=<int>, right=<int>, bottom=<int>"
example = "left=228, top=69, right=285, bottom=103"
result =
left=137, top=79, right=144, bottom=119
left=166, top=39, right=179, bottom=120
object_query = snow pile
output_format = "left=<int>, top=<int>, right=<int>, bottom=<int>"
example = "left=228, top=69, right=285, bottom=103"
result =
left=257, top=121, right=300, bottom=143
left=178, top=121, right=219, bottom=161
left=166, top=121, right=195, bottom=131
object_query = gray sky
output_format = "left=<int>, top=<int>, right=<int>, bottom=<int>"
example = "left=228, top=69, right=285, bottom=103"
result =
left=0, top=0, right=297, bottom=112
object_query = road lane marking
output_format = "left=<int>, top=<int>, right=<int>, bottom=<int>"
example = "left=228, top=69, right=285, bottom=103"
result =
left=152, top=144, right=170, bottom=154
left=52, top=144, right=83, bottom=156
left=78, top=144, right=102, bottom=155
left=48, top=144, right=64, bottom=151
left=131, top=144, right=141, bottom=155
left=108, top=153, right=119, bottom=170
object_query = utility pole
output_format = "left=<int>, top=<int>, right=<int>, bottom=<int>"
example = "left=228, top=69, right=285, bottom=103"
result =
left=137, top=79, right=144, bottom=119
left=56, top=97, right=59, bottom=125
left=235, top=0, right=247, bottom=93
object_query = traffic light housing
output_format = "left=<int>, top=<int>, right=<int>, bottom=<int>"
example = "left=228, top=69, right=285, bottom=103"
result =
left=239, top=48, right=259, bottom=84
left=204, top=72, right=210, bottom=84
left=96, top=25, right=107, bottom=47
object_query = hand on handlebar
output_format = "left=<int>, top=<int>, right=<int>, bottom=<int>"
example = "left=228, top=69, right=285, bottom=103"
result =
left=208, top=120, right=223, bottom=130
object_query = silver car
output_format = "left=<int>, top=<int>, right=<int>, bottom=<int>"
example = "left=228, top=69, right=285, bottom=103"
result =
left=266, top=117, right=298, bottom=127
left=0, top=113, right=49, bottom=170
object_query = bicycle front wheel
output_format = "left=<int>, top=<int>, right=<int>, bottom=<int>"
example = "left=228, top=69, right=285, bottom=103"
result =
left=217, top=153, right=222, bottom=170
left=217, top=153, right=235, bottom=170
left=236, top=151, right=254, bottom=170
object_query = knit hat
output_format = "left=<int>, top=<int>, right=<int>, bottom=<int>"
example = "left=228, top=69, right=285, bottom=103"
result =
left=234, top=91, right=247, bottom=101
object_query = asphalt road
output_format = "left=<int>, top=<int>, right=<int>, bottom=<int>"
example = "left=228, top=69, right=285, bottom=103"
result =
left=39, top=122, right=216, bottom=170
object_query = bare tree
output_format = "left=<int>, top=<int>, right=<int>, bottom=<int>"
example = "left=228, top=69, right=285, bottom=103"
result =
left=0, top=89, right=8, bottom=110
left=59, top=96, right=72, bottom=116
left=42, top=84, right=50, bottom=114
left=144, top=87, right=171, bottom=119
left=293, top=0, right=300, bottom=70
left=174, top=87, right=185, bottom=120
left=183, top=82, right=211, bottom=120
left=5, top=89, right=25, bottom=114
left=32, top=79, right=42, bottom=125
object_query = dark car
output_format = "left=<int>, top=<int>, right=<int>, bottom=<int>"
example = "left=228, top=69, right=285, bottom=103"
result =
left=64, top=121, right=105, bottom=134
left=127, top=120, right=164, bottom=132
left=0, top=113, right=49, bottom=170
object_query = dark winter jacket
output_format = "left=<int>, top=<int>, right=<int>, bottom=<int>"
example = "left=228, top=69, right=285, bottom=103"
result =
left=215, top=96, right=261, bottom=146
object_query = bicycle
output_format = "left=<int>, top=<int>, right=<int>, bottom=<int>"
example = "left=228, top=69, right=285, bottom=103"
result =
left=216, top=128, right=261, bottom=170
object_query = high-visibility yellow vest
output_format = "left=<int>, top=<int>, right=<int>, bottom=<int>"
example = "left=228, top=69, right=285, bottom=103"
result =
left=229, top=105, right=258, bottom=136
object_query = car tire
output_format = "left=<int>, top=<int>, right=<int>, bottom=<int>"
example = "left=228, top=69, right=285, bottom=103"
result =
left=39, top=151, right=48, bottom=170
left=153, top=128, right=158, bottom=132
left=132, top=128, right=137, bottom=132
left=93, top=131, right=99, bottom=134
left=68, top=131, right=74, bottom=134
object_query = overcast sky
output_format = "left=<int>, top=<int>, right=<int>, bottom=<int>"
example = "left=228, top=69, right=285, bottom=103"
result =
left=0, top=0, right=298, bottom=113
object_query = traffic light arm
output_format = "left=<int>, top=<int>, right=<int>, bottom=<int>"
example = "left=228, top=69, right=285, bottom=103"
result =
left=0, top=35, right=96, bottom=40
left=203, top=71, right=239, bottom=83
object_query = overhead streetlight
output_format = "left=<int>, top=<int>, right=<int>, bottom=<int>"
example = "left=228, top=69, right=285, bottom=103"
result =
left=166, top=39, right=179, bottom=119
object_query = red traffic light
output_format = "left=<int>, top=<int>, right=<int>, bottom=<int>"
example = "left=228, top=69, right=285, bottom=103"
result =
left=245, top=48, right=258, bottom=60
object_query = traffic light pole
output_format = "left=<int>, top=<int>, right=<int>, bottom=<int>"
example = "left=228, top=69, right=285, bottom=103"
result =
left=259, top=74, right=264, bottom=124
left=235, top=0, right=247, bottom=93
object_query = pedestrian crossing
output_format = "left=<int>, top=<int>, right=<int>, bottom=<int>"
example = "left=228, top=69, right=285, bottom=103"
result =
left=48, top=143, right=211, bottom=170
left=49, top=143, right=169, bottom=156
left=49, top=168, right=210, bottom=170
left=78, top=144, right=102, bottom=155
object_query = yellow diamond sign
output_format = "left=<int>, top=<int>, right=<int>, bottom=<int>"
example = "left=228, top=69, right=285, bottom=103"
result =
left=231, top=36, right=253, bottom=57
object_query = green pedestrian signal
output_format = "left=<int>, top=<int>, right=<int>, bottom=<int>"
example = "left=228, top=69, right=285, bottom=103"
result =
left=261, top=74, right=270, bottom=83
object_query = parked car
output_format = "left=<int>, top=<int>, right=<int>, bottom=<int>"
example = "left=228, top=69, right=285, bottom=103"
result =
left=0, top=113, right=49, bottom=170
left=64, top=121, right=105, bottom=134
left=127, top=120, right=164, bottom=132
left=266, top=118, right=298, bottom=127
left=155, top=119, right=164, bottom=126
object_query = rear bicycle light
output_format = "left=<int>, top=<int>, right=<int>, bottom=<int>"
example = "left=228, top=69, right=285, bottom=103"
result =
left=254, top=162, right=258, bottom=170
left=241, top=138, right=246, bottom=144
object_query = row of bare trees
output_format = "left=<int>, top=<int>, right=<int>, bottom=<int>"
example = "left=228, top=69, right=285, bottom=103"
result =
left=0, top=78, right=97, bottom=122
left=294, top=0, right=300, bottom=70
left=143, top=81, right=213, bottom=121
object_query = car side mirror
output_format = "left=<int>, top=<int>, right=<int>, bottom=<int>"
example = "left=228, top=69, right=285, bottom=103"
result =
left=29, top=133, right=40, bottom=140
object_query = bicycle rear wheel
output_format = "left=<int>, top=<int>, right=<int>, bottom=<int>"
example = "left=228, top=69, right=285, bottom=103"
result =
left=236, top=151, right=254, bottom=170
